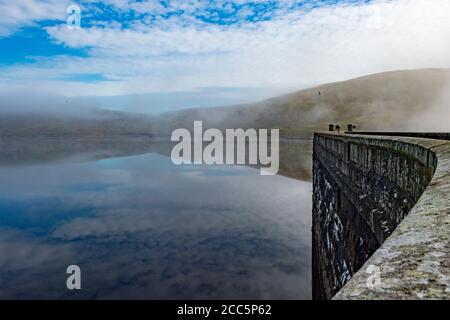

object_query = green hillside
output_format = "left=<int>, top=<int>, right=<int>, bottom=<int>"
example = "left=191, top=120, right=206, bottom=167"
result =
left=155, top=68, right=450, bottom=137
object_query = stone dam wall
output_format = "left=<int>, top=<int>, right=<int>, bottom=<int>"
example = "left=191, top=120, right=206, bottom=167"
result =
left=312, top=132, right=450, bottom=300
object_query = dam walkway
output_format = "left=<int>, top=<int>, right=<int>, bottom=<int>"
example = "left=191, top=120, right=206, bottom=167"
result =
left=312, top=132, right=449, bottom=300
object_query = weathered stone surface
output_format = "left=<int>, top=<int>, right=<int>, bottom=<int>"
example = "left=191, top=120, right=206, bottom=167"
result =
left=312, top=132, right=450, bottom=300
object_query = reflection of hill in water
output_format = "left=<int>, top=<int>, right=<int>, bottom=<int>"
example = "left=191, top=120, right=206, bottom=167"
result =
left=0, top=137, right=165, bottom=166
left=0, top=137, right=312, bottom=181
left=278, top=140, right=312, bottom=181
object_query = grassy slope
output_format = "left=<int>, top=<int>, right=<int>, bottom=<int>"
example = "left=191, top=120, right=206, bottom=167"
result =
left=155, top=68, right=450, bottom=137
left=1, top=68, right=448, bottom=139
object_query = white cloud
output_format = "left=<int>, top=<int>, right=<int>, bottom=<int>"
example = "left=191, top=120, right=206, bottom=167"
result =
left=0, top=0, right=449, bottom=103
left=0, top=0, right=70, bottom=36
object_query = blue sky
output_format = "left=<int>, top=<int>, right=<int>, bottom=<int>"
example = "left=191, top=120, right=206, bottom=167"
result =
left=0, top=0, right=449, bottom=113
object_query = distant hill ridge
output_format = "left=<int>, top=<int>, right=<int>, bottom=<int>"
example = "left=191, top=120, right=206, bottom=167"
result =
left=1, top=68, right=449, bottom=138
left=154, top=68, right=450, bottom=137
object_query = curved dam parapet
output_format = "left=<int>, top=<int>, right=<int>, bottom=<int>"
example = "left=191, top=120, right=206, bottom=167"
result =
left=312, top=132, right=450, bottom=300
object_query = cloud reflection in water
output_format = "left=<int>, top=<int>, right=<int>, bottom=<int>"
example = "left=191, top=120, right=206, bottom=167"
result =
left=0, top=151, right=311, bottom=299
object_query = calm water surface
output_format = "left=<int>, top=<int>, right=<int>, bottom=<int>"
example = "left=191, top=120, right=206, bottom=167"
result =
left=0, top=140, right=312, bottom=299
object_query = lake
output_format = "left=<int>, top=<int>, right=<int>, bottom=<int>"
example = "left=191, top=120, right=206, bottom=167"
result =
left=0, top=138, right=312, bottom=299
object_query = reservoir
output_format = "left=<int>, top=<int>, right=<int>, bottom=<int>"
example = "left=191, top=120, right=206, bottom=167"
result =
left=0, top=138, right=312, bottom=299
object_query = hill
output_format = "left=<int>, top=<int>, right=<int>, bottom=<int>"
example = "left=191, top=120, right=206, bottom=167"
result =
left=0, top=108, right=155, bottom=138
left=1, top=69, right=448, bottom=139
left=154, top=68, right=450, bottom=138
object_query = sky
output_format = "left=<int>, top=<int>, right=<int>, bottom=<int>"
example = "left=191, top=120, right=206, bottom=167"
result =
left=0, top=0, right=450, bottom=113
